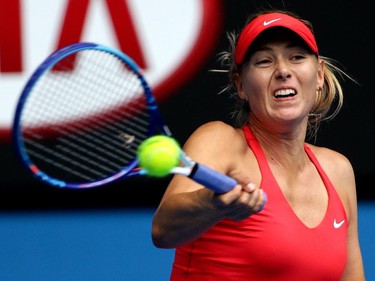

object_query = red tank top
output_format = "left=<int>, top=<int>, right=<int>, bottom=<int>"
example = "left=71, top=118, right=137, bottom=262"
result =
left=170, top=125, right=347, bottom=281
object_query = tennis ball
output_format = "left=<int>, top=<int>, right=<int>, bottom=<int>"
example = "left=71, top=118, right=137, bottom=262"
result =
left=137, top=135, right=180, bottom=177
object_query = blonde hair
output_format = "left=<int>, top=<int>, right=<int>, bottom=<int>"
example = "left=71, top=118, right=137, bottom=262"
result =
left=216, top=10, right=353, bottom=140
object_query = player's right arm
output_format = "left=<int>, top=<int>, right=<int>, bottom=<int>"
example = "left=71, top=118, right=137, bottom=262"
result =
left=151, top=121, right=265, bottom=249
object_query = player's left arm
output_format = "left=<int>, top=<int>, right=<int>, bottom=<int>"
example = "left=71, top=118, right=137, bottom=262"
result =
left=323, top=150, right=365, bottom=280
left=339, top=158, right=365, bottom=280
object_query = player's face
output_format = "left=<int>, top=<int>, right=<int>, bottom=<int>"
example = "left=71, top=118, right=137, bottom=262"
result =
left=236, top=37, right=324, bottom=131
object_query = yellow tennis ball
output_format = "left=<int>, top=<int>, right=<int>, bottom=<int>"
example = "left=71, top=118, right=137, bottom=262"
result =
left=137, top=135, right=180, bottom=177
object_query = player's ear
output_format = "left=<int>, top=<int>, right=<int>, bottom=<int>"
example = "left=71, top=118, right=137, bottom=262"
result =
left=316, top=58, right=325, bottom=90
left=234, top=73, right=247, bottom=100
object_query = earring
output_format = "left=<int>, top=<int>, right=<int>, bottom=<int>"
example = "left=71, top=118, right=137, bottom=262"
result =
left=316, top=87, right=322, bottom=101
left=309, top=88, right=322, bottom=118
left=308, top=113, right=320, bottom=117
left=243, top=99, right=250, bottom=112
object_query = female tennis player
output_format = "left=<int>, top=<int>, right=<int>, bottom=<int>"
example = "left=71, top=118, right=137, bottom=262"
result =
left=151, top=9, right=365, bottom=281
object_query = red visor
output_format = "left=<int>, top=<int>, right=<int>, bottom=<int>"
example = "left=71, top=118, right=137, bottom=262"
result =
left=235, top=12, right=318, bottom=65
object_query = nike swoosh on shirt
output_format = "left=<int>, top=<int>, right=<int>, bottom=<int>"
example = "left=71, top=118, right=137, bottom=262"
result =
left=333, top=219, right=345, bottom=229
left=263, top=18, right=282, bottom=26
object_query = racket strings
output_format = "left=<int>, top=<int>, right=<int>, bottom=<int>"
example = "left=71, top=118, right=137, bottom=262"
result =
left=25, top=138, right=105, bottom=181
left=20, top=49, right=152, bottom=183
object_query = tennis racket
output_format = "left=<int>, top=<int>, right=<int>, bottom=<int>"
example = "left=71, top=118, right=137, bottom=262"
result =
left=12, top=42, right=238, bottom=193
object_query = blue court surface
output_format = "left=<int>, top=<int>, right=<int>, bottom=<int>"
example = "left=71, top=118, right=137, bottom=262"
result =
left=0, top=203, right=373, bottom=281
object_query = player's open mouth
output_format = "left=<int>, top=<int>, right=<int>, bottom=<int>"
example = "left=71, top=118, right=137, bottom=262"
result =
left=274, top=89, right=296, bottom=98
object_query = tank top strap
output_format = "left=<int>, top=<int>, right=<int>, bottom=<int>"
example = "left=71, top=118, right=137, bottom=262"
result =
left=303, top=145, right=336, bottom=198
left=241, top=125, right=275, bottom=185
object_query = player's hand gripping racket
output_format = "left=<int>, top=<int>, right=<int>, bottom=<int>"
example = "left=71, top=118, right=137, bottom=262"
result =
left=12, top=42, right=238, bottom=193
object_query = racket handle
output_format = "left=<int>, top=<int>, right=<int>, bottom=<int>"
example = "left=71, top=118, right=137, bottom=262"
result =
left=189, top=163, right=238, bottom=194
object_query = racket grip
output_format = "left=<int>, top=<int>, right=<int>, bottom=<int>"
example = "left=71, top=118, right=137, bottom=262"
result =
left=189, top=163, right=238, bottom=194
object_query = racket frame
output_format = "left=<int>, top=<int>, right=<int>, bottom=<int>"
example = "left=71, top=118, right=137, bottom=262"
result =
left=13, top=42, right=170, bottom=188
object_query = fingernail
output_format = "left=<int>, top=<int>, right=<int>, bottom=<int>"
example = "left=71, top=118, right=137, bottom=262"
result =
left=246, top=183, right=256, bottom=191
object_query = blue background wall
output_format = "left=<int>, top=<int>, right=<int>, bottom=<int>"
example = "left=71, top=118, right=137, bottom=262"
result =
left=0, top=203, right=373, bottom=281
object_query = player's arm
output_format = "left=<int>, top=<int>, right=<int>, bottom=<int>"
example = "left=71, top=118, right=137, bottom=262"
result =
left=152, top=121, right=265, bottom=249
left=320, top=149, right=365, bottom=281
left=337, top=158, right=365, bottom=280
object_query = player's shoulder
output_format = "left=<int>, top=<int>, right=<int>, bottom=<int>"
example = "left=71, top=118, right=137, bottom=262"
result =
left=185, top=121, right=244, bottom=151
left=192, top=121, right=241, bottom=139
left=195, top=120, right=236, bottom=132
left=306, top=143, right=354, bottom=175
left=306, top=145, right=357, bottom=218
